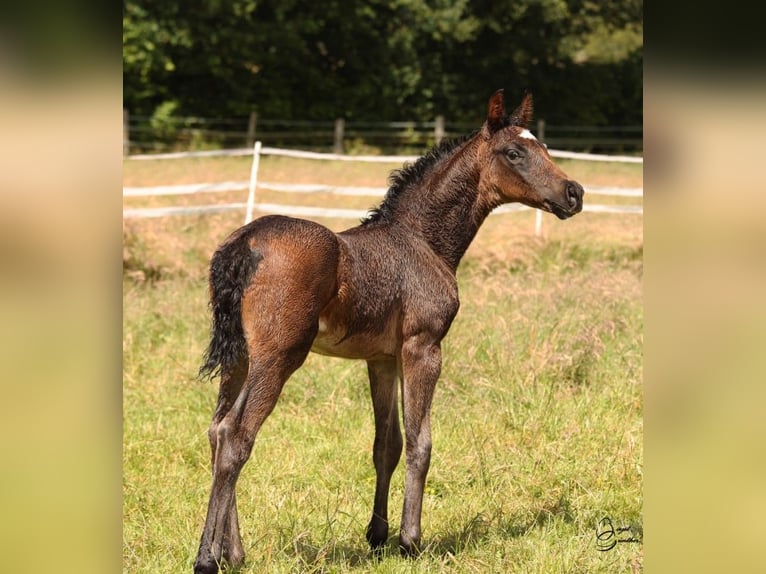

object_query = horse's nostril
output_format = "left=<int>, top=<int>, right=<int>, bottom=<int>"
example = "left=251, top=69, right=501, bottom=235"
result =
left=566, top=181, right=582, bottom=207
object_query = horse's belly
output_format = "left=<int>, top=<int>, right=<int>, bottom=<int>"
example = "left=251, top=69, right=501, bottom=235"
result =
left=310, top=319, right=398, bottom=360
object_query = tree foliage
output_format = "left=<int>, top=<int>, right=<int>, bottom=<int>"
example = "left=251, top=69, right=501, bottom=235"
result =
left=123, top=0, right=642, bottom=125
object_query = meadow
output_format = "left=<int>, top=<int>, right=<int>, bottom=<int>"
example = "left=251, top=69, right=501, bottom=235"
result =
left=123, top=153, right=643, bottom=573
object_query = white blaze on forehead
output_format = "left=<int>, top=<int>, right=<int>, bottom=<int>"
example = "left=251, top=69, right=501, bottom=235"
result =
left=518, top=129, right=537, bottom=141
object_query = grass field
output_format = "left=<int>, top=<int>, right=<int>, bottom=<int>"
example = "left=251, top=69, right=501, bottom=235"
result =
left=123, top=153, right=643, bottom=573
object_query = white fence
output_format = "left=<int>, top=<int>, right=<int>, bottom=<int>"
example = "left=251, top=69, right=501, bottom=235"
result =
left=123, top=143, right=643, bottom=236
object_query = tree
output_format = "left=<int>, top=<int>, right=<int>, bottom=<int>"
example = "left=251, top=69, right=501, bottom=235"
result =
left=123, top=0, right=642, bottom=127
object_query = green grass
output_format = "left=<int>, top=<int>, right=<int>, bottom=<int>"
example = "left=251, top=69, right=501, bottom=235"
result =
left=123, top=155, right=642, bottom=573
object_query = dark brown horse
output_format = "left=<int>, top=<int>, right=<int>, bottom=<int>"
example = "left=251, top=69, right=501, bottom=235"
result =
left=193, top=90, right=584, bottom=573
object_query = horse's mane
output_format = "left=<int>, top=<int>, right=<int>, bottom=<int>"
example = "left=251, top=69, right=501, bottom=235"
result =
left=362, top=129, right=480, bottom=226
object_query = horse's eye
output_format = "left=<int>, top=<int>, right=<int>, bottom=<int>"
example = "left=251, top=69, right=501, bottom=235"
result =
left=506, top=150, right=522, bottom=161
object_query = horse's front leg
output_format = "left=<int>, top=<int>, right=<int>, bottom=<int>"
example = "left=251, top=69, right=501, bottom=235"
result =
left=365, top=358, right=403, bottom=553
left=398, top=334, right=442, bottom=556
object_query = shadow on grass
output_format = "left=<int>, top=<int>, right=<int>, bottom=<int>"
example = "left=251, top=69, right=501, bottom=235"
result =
left=286, top=497, right=576, bottom=569
left=290, top=538, right=373, bottom=571
left=426, top=496, right=575, bottom=557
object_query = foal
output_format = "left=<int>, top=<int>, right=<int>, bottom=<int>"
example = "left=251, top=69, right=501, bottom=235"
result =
left=193, top=90, right=584, bottom=573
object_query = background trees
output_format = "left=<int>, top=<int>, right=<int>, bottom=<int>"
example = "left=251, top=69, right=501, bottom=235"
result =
left=123, top=0, right=642, bottom=126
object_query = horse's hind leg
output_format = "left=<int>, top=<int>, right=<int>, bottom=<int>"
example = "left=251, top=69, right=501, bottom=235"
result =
left=205, top=360, right=248, bottom=567
left=194, top=344, right=312, bottom=574
left=195, top=280, right=334, bottom=572
left=194, top=220, right=340, bottom=573
left=365, top=358, right=403, bottom=553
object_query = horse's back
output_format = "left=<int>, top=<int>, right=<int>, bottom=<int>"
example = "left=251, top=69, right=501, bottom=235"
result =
left=227, top=214, right=338, bottom=257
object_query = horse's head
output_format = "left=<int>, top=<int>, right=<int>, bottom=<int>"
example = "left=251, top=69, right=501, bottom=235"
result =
left=480, top=89, right=583, bottom=219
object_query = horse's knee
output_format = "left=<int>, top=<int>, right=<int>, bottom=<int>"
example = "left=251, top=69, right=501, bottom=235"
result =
left=373, top=427, right=402, bottom=469
left=382, top=436, right=404, bottom=477
left=405, top=437, right=431, bottom=473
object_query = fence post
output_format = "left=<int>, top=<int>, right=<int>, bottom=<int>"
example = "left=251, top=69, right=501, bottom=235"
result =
left=333, top=118, right=345, bottom=154
left=434, top=115, right=445, bottom=145
left=534, top=209, right=543, bottom=237
left=536, top=118, right=546, bottom=143
left=246, top=111, right=258, bottom=148
left=123, top=108, right=130, bottom=156
left=245, top=141, right=262, bottom=224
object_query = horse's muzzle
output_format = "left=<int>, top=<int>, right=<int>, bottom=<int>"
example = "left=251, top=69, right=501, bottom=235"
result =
left=554, top=181, right=584, bottom=219
left=566, top=180, right=584, bottom=212
left=543, top=180, right=584, bottom=220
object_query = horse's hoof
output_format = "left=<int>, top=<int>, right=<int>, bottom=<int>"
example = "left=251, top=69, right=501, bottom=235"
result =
left=222, top=550, right=245, bottom=571
left=193, top=555, right=220, bottom=574
left=398, top=535, right=421, bottom=558
left=366, top=521, right=389, bottom=552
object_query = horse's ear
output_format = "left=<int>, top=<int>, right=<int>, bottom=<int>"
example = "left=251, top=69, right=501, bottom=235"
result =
left=509, top=92, right=534, bottom=128
left=486, top=89, right=506, bottom=134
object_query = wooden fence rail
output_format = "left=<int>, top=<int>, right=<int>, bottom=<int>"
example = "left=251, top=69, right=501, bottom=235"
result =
left=123, top=110, right=642, bottom=156
left=123, top=142, right=643, bottom=239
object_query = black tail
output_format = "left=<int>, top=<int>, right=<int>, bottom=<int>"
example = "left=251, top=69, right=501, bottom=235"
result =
left=199, top=235, right=262, bottom=380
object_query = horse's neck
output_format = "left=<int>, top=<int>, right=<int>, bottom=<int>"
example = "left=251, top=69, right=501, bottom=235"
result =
left=398, top=143, right=498, bottom=271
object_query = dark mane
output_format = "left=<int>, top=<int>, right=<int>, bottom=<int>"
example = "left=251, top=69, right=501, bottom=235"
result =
left=362, top=130, right=479, bottom=225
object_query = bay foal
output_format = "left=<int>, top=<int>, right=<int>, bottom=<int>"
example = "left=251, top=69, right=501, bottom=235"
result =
left=193, top=90, right=584, bottom=573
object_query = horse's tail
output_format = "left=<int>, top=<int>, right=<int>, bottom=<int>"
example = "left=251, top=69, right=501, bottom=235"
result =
left=199, top=235, right=262, bottom=380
